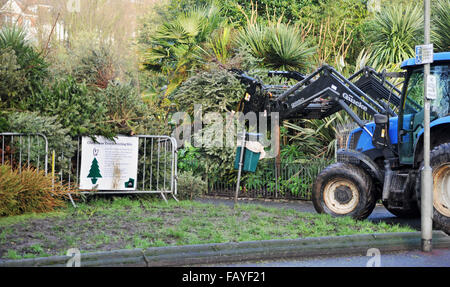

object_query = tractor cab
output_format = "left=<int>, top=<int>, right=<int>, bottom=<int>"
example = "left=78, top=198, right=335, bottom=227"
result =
left=398, top=52, right=450, bottom=165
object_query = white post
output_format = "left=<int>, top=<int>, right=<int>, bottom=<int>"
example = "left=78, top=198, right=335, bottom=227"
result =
left=234, top=132, right=246, bottom=207
left=421, top=0, right=433, bottom=252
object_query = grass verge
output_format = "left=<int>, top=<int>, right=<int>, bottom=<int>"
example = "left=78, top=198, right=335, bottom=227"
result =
left=0, top=198, right=414, bottom=260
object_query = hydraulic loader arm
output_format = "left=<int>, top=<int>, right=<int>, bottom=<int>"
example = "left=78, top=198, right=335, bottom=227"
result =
left=233, top=65, right=409, bottom=137
left=270, top=65, right=390, bottom=136
left=349, top=67, right=421, bottom=114
left=230, top=69, right=306, bottom=115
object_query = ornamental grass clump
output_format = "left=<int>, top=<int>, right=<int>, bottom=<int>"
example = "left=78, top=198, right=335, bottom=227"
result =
left=0, top=165, right=74, bottom=216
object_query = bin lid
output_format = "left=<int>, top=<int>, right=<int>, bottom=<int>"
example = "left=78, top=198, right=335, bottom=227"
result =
left=245, top=141, right=266, bottom=159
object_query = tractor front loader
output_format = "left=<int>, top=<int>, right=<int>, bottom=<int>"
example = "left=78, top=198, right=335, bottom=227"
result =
left=234, top=52, right=450, bottom=234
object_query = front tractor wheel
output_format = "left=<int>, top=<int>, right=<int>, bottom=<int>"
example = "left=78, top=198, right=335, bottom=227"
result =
left=312, top=163, right=376, bottom=220
left=430, top=143, right=450, bottom=234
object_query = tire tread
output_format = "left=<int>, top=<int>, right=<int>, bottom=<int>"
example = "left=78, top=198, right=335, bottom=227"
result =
left=312, top=162, right=376, bottom=220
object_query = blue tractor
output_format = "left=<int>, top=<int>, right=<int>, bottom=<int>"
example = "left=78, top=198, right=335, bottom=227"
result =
left=235, top=52, right=450, bottom=233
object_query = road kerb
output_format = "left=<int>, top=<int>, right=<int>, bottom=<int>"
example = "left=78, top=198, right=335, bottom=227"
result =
left=0, top=231, right=449, bottom=267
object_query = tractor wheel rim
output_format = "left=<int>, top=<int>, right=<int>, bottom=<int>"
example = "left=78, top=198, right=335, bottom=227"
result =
left=433, top=164, right=450, bottom=217
left=323, top=178, right=359, bottom=215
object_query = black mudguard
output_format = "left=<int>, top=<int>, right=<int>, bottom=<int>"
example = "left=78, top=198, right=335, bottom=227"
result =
left=337, top=149, right=384, bottom=185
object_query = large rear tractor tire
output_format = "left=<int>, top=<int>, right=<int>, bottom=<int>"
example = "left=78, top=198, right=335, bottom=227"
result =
left=312, top=162, right=376, bottom=220
left=429, top=143, right=450, bottom=234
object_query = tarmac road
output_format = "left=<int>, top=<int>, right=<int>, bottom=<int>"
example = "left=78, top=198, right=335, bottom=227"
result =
left=197, top=197, right=421, bottom=230
left=215, top=248, right=450, bottom=267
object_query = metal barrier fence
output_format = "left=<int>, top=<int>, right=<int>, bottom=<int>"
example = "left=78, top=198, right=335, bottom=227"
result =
left=0, top=133, right=48, bottom=175
left=204, top=159, right=333, bottom=201
left=0, top=133, right=178, bottom=203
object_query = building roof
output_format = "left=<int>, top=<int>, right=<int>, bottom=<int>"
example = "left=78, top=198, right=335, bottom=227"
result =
left=0, top=0, right=51, bottom=14
left=401, top=52, right=450, bottom=69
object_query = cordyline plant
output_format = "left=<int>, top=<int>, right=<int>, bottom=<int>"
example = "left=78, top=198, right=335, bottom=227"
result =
left=366, top=3, right=423, bottom=69
left=0, top=25, right=48, bottom=108
left=237, top=21, right=314, bottom=72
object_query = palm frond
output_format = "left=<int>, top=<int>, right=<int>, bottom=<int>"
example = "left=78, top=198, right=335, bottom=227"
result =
left=432, top=0, right=450, bottom=52
left=142, top=5, right=225, bottom=95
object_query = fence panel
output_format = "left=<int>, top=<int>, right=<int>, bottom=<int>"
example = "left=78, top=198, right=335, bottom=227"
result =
left=1, top=133, right=178, bottom=202
left=205, top=158, right=332, bottom=201
left=62, top=136, right=178, bottom=200
left=0, top=133, right=48, bottom=175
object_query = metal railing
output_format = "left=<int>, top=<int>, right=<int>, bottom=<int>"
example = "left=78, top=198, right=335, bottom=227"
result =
left=196, top=158, right=333, bottom=201
left=59, top=135, right=178, bottom=202
left=0, top=133, right=48, bottom=175
left=0, top=133, right=178, bottom=203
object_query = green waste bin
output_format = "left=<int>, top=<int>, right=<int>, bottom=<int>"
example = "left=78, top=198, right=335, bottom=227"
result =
left=234, top=146, right=261, bottom=173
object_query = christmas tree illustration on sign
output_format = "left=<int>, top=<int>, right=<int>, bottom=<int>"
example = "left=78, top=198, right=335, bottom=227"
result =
left=88, top=148, right=102, bottom=184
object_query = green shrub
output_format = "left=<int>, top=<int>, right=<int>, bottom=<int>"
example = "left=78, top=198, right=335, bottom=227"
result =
left=142, top=5, right=225, bottom=95
left=177, top=143, right=204, bottom=174
left=0, top=165, right=73, bottom=216
left=264, top=23, right=314, bottom=71
left=176, top=171, right=207, bottom=200
left=0, top=111, right=9, bottom=132
left=219, top=0, right=316, bottom=26
left=0, top=48, right=28, bottom=108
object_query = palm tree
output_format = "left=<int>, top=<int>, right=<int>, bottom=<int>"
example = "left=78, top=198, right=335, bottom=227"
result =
left=432, top=0, right=450, bottom=52
left=0, top=25, right=48, bottom=83
left=237, top=23, right=314, bottom=72
left=142, top=5, right=224, bottom=95
left=366, top=3, right=423, bottom=69
left=0, top=25, right=47, bottom=107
